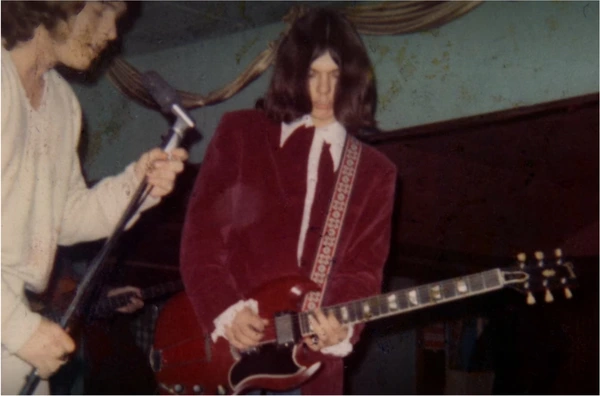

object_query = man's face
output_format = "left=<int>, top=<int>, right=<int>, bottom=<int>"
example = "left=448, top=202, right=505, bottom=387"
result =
left=52, top=1, right=127, bottom=71
left=308, top=51, right=339, bottom=128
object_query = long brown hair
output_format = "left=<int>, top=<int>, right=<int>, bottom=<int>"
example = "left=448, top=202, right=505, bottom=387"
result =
left=260, top=8, right=377, bottom=132
left=1, top=1, right=85, bottom=50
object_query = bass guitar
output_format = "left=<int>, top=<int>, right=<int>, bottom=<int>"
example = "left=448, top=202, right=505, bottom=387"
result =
left=33, top=278, right=183, bottom=323
left=151, top=250, right=576, bottom=395
left=91, top=279, right=184, bottom=319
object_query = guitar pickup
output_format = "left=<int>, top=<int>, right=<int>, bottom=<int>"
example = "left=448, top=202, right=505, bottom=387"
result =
left=274, top=312, right=300, bottom=346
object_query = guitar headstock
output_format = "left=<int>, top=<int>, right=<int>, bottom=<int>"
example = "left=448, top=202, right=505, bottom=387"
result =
left=504, top=248, right=577, bottom=305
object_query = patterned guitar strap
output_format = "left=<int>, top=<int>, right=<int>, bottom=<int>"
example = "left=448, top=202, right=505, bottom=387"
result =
left=301, top=135, right=362, bottom=312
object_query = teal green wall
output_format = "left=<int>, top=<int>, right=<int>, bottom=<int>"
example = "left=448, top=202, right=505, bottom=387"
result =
left=73, top=1, right=598, bottom=180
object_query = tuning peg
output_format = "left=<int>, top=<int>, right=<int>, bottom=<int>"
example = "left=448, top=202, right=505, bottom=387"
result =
left=544, top=288, right=554, bottom=303
left=542, top=279, right=554, bottom=303
left=561, top=277, right=573, bottom=299
left=517, top=252, right=526, bottom=268
left=526, top=291, right=536, bottom=305
left=534, top=251, right=544, bottom=267
left=524, top=281, right=536, bottom=304
left=554, top=248, right=563, bottom=259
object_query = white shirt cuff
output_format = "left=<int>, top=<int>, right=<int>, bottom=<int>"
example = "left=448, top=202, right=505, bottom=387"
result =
left=211, top=299, right=258, bottom=343
left=320, top=325, right=354, bottom=357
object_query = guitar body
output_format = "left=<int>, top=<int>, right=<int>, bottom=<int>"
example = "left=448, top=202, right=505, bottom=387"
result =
left=152, top=276, right=322, bottom=395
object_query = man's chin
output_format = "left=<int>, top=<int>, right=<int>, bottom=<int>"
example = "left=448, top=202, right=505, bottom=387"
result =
left=312, top=115, right=336, bottom=127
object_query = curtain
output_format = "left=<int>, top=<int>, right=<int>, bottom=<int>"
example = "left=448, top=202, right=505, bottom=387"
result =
left=107, top=1, right=482, bottom=111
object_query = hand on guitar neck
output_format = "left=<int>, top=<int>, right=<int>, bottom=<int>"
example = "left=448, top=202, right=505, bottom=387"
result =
left=105, top=286, right=144, bottom=314
left=32, top=276, right=146, bottom=321
left=304, top=309, right=349, bottom=352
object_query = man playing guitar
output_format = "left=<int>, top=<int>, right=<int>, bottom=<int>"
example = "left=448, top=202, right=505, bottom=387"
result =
left=180, top=8, right=396, bottom=394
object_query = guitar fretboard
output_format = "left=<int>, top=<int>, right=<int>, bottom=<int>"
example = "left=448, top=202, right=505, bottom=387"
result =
left=92, top=280, right=183, bottom=318
left=297, top=268, right=504, bottom=336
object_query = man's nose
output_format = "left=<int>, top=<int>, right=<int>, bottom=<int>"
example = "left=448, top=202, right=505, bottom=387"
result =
left=105, top=20, right=118, bottom=41
left=317, top=75, right=331, bottom=94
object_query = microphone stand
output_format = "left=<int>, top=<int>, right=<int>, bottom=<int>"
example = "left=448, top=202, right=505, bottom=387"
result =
left=19, top=108, right=195, bottom=395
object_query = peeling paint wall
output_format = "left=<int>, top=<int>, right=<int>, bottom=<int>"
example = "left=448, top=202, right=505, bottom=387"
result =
left=72, top=1, right=598, bottom=182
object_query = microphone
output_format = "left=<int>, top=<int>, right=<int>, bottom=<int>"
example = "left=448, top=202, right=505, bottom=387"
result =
left=142, top=71, right=196, bottom=152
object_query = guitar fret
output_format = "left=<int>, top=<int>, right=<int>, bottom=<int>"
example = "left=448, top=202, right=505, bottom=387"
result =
left=340, top=306, right=349, bottom=323
left=429, top=285, right=443, bottom=302
left=386, top=293, right=399, bottom=311
left=355, top=302, right=363, bottom=322
left=442, top=280, right=457, bottom=299
left=301, top=313, right=310, bottom=336
left=361, top=301, right=371, bottom=319
left=417, top=286, right=430, bottom=306
left=484, top=271, right=502, bottom=288
left=456, top=278, right=469, bottom=294
left=397, top=291, right=409, bottom=310
left=407, top=289, right=419, bottom=306
left=345, top=302, right=354, bottom=323
left=367, top=296, right=380, bottom=317
left=468, top=273, right=484, bottom=292
left=331, top=306, right=342, bottom=323
left=379, top=295, right=389, bottom=315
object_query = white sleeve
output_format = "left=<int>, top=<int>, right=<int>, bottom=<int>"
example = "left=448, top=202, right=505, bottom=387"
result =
left=320, top=324, right=354, bottom=357
left=59, top=160, right=159, bottom=245
left=1, top=274, right=42, bottom=354
left=210, top=299, right=259, bottom=343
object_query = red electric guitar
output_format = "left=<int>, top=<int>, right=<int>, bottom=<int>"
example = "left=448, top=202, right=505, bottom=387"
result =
left=151, top=250, right=577, bottom=395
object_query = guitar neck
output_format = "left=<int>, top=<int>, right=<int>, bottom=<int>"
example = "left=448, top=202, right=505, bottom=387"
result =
left=298, top=268, right=505, bottom=337
left=93, top=280, right=183, bottom=317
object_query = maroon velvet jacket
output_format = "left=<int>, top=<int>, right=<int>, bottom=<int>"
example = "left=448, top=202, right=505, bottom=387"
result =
left=180, top=109, right=397, bottom=394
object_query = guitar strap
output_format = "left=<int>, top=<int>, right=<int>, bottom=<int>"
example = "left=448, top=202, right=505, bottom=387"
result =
left=301, top=135, right=362, bottom=312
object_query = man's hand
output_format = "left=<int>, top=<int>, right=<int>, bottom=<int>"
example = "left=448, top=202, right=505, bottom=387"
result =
left=225, top=307, right=269, bottom=350
left=107, top=286, right=144, bottom=314
left=304, top=309, right=349, bottom=352
left=134, top=148, right=189, bottom=198
left=16, top=318, right=76, bottom=379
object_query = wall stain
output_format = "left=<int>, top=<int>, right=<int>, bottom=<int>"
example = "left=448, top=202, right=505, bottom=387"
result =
left=582, top=2, right=591, bottom=18
left=379, top=79, right=402, bottom=112
left=400, top=61, right=417, bottom=81
left=396, top=46, right=407, bottom=66
left=235, top=36, right=259, bottom=64
left=491, top=94, right=505, bottom=103
left=366, top=38, right=391, bottom=65
left=430, top=50, right=450, bottom=81
left=376, top=45, right=391, bottom=64
left=395, top=46, right=417, bottom=81
left=460, top=85, right=474, bottom=103
left=86, top=99, right=132, bottom=164
left=237, top=2, right=253, bottom=25
left=507, top=24, right=519, bottom=52
left=546, top=16, right=559, bottom=31
left=421, top=28, right=440, bottom=37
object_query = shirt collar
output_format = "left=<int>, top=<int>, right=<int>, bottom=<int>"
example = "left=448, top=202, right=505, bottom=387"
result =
left=280, top=115, right=347, bottom=171
left=280, top=114, right=313, bottom=147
